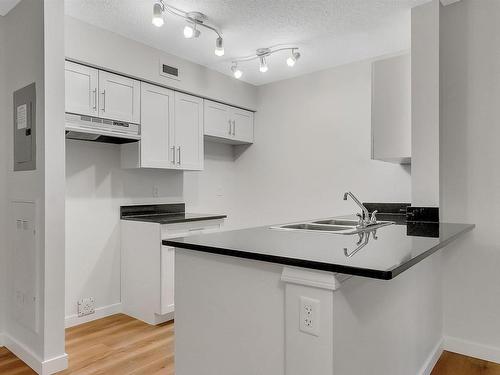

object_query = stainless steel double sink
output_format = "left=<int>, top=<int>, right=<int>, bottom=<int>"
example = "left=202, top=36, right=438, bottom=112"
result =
left=271, top=218, right=394, bottom=235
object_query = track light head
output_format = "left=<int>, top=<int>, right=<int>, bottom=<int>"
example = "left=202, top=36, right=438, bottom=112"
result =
left=184, top=23, right=200, bottom=38
left=231, top=65, right=242, bottom=79
left=215, top=37, right=224, bottom=56
left=286, top=50, right=301, bottom=67
left=259, top=56, right=268, bottom=73
left=152, top=2, right=164, bottom=27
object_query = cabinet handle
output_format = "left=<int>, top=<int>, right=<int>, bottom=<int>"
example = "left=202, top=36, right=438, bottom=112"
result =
left=232, top=120, right=236, bottom=136
left=177, top=146, right=181, bottom=165
left=91, top=89, right=97, bottom=110
left=101, top=90, right=106, bottom=112
left=228, top=120, right=232, bottom=135
left=171, top=146, right=176, bottom=164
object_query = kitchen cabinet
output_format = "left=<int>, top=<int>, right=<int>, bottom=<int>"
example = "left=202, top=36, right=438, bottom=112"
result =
left=65, top=61, right=99, bottom=117
left=204, top=100, right=254, bottom=144
left=98, top=70, right=141, bottom=124
left=174, top=92, right=204, bottom=170
left=121, top=218, right=224, bottom=325
left=371, top=54, right=411, bottom=164
left=65, top=61, right=141, bottom=124
left=121, top=88, right=203, bottom=170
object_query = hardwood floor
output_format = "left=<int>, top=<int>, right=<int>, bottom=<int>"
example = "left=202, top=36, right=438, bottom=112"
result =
left=0, top=314, right=174, bottom=375
left=1, top=316, right=499, bottom=375
left=431, top=351, right=500, bottom=375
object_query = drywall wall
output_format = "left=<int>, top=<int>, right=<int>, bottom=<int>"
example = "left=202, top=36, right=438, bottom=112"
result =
left=440, top=0, right=500, bottom=363
left=64, top=16, right=258, bottom=111
left=2, top=0, right=67, bottom=372
left=227, top=59, right=412, bottom=229
left=411, top=0, right=440, bottom=207
left=0, top=14, right=6, bottom=343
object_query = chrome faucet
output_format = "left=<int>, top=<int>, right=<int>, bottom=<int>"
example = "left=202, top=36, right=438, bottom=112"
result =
left=343, top=191, right=377, bottom=227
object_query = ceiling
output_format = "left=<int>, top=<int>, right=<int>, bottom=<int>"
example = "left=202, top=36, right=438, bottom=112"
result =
left=66, top=0, right=429, bottom=86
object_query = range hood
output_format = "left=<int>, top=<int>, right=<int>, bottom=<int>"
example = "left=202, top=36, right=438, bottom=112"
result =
left=65, top=113, right=140, bottom=144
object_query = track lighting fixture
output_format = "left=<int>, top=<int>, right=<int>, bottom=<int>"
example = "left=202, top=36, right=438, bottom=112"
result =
left=183, top=22, right=200, bottom=39
left=231, top=65, right=242, bottom=79
left=152, top=1, right=223, bottom=55
left=231, top=46, right=301, bottom=78
left=286, top=49, right=301, bottom=67
left=259, top=56, right=268, bottom=73
left=152, top=2, right=165, bottom=27
left=215, top=37, right=224, bottom=57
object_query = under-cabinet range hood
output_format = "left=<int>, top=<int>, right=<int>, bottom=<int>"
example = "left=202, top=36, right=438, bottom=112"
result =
left=65, top=113, right=141, bottom=144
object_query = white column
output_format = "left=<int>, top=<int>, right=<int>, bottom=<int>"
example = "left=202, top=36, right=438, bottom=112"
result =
left=281, top=267, right=349, bottom=375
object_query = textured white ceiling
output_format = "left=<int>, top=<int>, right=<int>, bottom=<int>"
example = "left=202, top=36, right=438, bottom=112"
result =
left=64, top=0, right=430, bottom=86
left=0, top=0, right=20, bottom=16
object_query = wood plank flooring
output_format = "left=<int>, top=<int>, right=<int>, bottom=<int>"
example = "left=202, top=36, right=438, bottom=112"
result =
left=0, top=314, right=174, bottom=375
left=1, top=314, right=499, bottom=374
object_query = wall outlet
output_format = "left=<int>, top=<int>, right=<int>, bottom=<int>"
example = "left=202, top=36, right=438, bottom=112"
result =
left=78, top=297, right=95, bottom=317
left=299, top=296, right=320, bottom=336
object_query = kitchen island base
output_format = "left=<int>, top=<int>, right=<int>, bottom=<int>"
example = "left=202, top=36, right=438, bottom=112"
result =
left=174, top=249, right=444, bottom=375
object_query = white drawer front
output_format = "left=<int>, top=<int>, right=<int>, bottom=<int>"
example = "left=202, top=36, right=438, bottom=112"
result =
left=161, top=219, right=224, bottom=239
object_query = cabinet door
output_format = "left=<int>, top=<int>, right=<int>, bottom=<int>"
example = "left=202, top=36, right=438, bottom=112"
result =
left=174, top=92, right=204, bottom=170
left=65, top=61, right=98, bottom=117
left=204, top=100, right=232, bottom=139
left=98, top=71, right=141, bottom=124
left=140, top=83, right=175, bottom=168
left=232, top=108, right=254, bottom=143
left=160, top=246, right=175, bottom=315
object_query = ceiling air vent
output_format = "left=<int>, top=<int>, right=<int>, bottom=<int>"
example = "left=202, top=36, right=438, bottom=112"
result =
left=160, top=59, right=180, bottom=81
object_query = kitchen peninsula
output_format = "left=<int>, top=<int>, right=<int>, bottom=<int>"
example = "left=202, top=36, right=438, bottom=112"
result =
left=166, top=215, right=474, bottom=375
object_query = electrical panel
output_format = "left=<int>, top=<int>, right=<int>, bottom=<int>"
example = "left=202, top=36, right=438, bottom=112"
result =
left=13, top=83, right=36, bottom=171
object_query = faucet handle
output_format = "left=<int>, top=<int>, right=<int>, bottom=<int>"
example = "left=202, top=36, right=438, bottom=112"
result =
left=370, top=210, right=378, bottom=223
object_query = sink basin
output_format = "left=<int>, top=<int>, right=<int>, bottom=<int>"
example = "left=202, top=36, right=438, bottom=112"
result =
left=270, top=219, right=394, bottom=234
left=313, top=219, right=359, bottom=226
left=279, top=223, right=354, bottom=232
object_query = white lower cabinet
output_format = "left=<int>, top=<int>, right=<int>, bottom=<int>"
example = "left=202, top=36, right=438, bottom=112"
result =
left=121, top=218, right=224, bottom=325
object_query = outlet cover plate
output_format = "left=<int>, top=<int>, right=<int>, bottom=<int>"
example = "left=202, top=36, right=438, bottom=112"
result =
left=299, top=296, right=320, bottom=336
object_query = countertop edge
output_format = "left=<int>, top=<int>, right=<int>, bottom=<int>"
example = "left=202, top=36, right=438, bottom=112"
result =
left=165, top=223, right=475, bottom=280
left=121, top=214, right=227, bottom=225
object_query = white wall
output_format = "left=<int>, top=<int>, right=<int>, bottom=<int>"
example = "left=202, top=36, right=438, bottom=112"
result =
left=411, top=0, right=441, bottom=207
left=64, top=16, right=258, bottom=111
left=0, top=14, right=6, bottom=344
left=440, top=0, right=500, bottom=362
left=228, top=59, right=412, bottom=229
left=1, top=0, right=67, bottom=372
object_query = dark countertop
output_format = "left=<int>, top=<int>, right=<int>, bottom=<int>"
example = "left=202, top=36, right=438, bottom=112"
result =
left=164, top=216, right=474, bottom=280
left=121, top=212, right=227, bottom=225
left=120, top=203, right=226, bottom=225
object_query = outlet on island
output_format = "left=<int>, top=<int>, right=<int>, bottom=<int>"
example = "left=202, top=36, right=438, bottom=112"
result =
left=299, top=296, right=320, bottom=336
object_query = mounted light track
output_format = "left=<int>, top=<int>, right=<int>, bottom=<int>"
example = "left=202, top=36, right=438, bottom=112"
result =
left=152, top=1, right=224, bottom=56
left=231, top=46, right=301, bottom=78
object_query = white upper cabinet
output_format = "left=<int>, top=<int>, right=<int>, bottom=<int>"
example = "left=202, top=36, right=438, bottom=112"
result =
left=99, top=71, right=141, bottom=124
left=139, top=83, right=175, bottom=169
left=371, top=54, right=411, bottom=164
left=174, top=92, right=204, bottom=171
left=204, top=100, right=254, bottom=145
left=65, top=61, right=98, bottom=117
left=232, top=108, right=254, bottom=143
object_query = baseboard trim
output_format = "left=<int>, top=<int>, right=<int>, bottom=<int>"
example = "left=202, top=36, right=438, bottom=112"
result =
left=419, top=338, right=443, bottom=375
left=65, top=302, right=122, bottom=328
left=444, top=336, right=500, bottom=364
left=3, top=333, right=68, bottom=374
